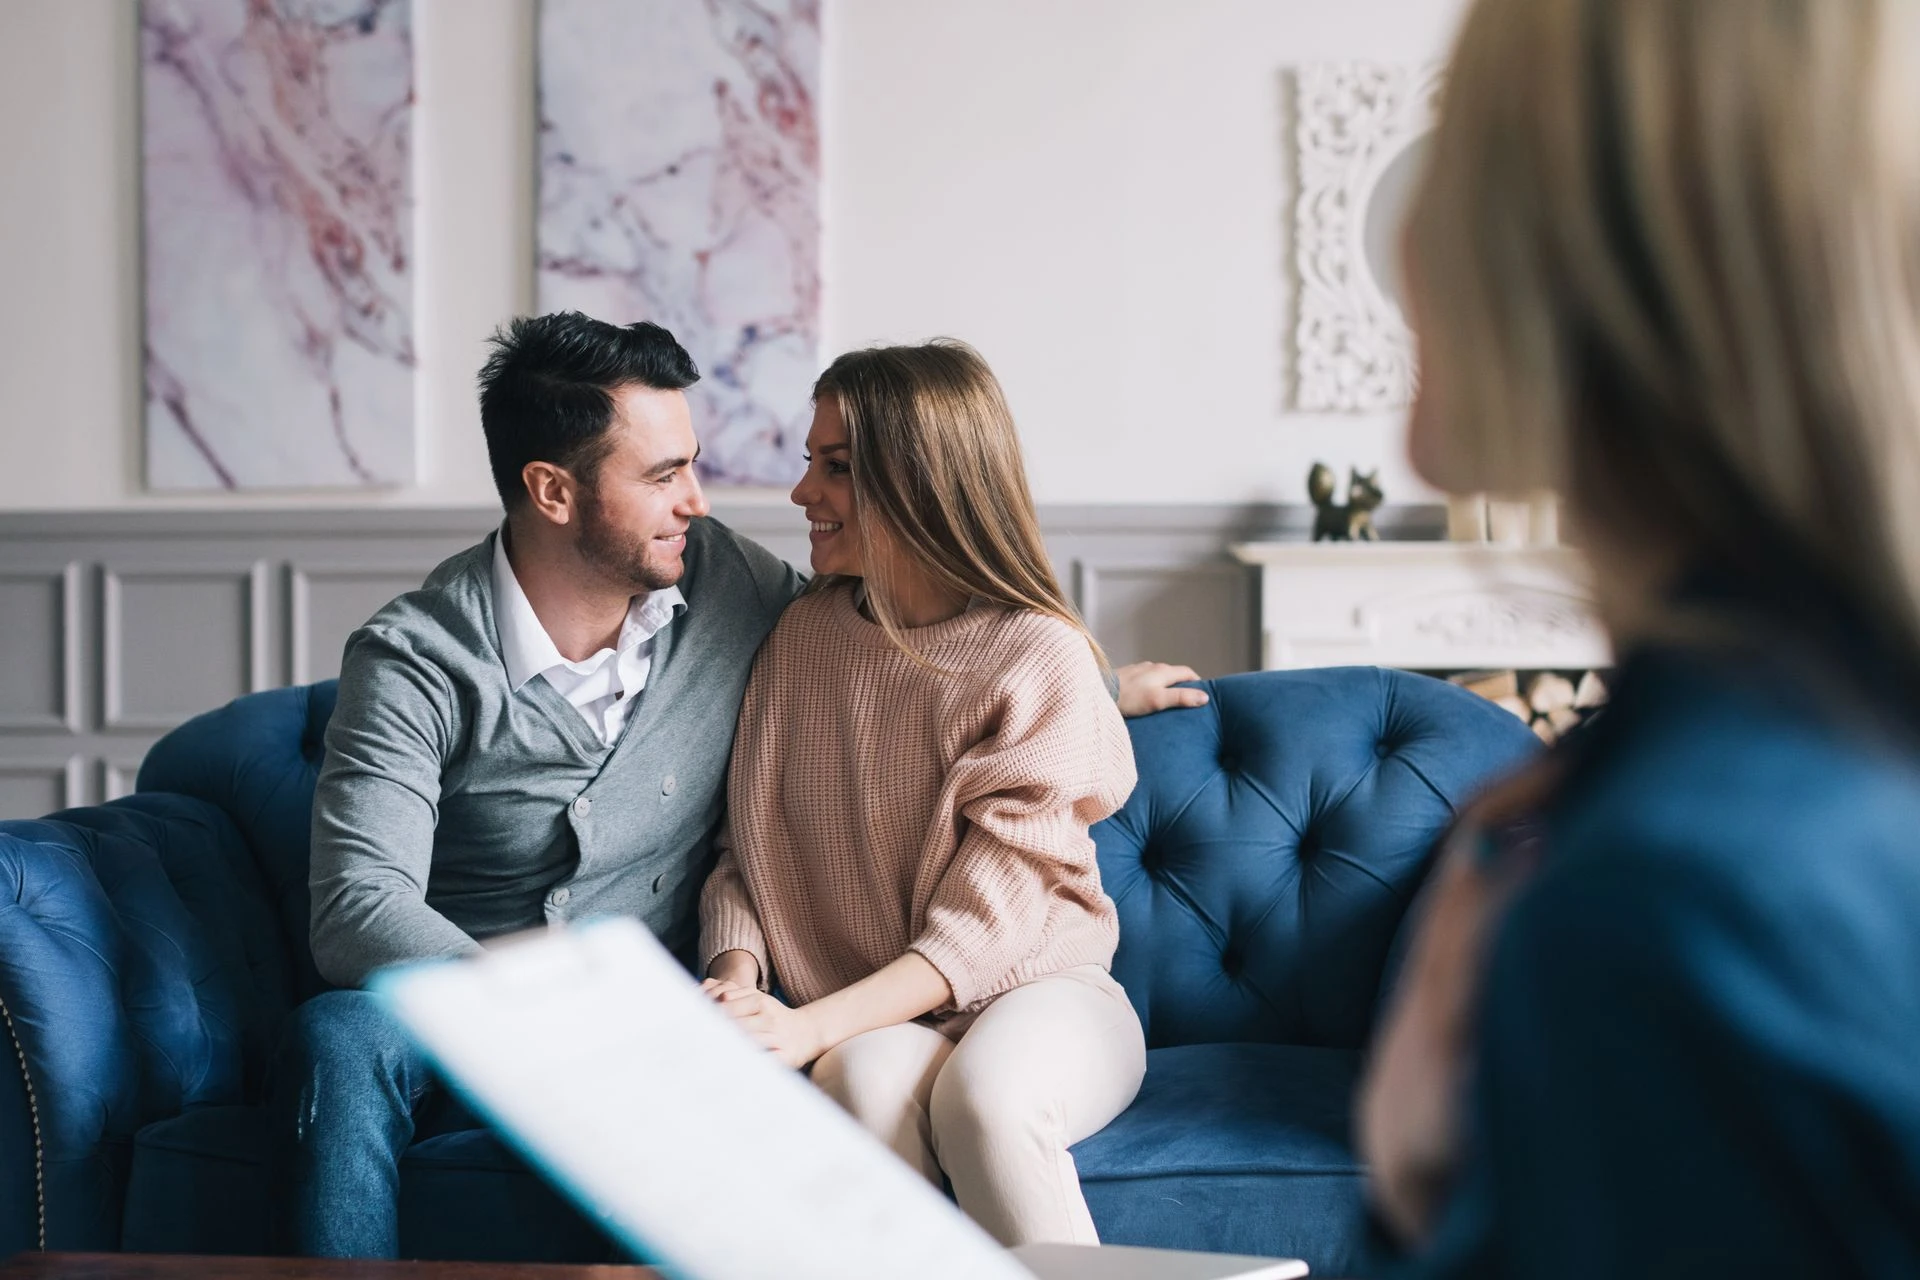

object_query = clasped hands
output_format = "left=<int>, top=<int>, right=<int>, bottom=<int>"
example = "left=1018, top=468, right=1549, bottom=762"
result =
left=702, top=951, right=822, bottom=1069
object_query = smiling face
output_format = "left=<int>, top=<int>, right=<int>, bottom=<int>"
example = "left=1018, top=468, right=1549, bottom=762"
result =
left=573, top=382, right=710, bottom=591
left=790, top=393, right=865, bottom=577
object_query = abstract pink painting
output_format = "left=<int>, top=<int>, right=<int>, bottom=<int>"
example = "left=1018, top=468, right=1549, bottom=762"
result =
left=142, top=0, right=415, bottom=490
left=538, top=0, right=820, bottom=485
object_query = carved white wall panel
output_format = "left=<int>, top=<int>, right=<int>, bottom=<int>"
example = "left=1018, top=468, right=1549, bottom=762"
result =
left=1292, top=63, right=1442, bottom=412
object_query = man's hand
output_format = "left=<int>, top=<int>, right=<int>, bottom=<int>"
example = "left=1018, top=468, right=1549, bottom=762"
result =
left=702, top=979, right=824, bottom=1070
left=1117, top=662, right=1210, bottom=717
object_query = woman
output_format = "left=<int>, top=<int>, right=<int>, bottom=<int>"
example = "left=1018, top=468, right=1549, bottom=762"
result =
left=697, top=341, right=1149, bottom=1247
left=1359, top=0, right=1920, bottom=1275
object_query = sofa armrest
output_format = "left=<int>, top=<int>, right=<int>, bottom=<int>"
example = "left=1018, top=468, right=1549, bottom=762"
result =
left=0, top=969, right=46, bottom=1253
left=1370, top=870, right=1436, bottom=1038
left=136, top=681, right=337, bottom=1004
left=0, top=797, right=273, bottom=1254
left=0, top=823, right=143, bottom=1254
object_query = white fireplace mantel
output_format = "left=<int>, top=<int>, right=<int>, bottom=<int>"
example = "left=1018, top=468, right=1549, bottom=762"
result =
left=1230, top=542, right=1613, bottom=672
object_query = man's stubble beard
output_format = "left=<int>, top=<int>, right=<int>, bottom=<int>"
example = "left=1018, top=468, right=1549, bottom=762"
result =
left=577, top=485, right=683, bottom=594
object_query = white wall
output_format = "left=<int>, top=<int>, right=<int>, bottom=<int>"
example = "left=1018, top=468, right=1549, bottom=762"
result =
left=0, top=0, right=529, bottom=511
left=0, top=0, right=1468, bottom=512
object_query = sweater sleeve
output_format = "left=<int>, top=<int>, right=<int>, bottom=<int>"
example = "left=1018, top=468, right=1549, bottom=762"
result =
left=909, top=642, right=1136, bottom=1009
left=309, top=626, right=482, bottom=988
left=698, top=826, right=772, bottom=989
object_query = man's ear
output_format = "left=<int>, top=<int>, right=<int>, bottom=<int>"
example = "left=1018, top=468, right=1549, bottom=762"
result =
left=521, top=461, right=578, bottom=527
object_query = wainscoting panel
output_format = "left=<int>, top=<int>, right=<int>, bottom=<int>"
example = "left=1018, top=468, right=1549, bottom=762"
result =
left=0, top=565, right=81, bottom=732
left=291, top=566, right=450, bottom=684
left=0, top=757, right=83, bottom=817
left=0, top=503, right=1443, bottom=819
left=101, top=758, right=146, bottom=804
left=1078, top=563, right=1255, bottom=680
left=103, top=564, right=272, bottom=729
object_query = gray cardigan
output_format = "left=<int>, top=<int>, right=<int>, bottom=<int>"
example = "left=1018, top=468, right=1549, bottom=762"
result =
left=308, top=517, right=803, bottom=988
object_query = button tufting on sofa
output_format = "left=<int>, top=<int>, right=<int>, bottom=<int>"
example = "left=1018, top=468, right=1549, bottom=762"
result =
left=0, top=666, right=1540, bottom=1276
left=1079, top=666, right=1540, bottom=1273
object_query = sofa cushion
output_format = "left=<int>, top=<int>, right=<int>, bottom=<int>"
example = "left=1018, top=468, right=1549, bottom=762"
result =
left=1095, top=667, right=1538, bottom=1050
left=1086, top=1170, right=1370, bottom=1278
left=1073, top=1042, right=1361, bottom=1180
left=121, top=1108, right=272, bottom=1256
left=1074, top=1042, right=1369, bottom=1276
left=122, top=1107, right=614, bottom=1263
left=398, top=1129, right=619, bottom=1262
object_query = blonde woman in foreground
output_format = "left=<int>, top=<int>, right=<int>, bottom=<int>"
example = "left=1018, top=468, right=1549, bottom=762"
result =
left=1360, top=0, right=1920, bottom=1275
left=697, top=342, right=1150, bottom=1246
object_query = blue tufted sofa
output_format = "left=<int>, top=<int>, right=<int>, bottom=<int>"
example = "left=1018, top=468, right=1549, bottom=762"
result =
left=0, top=667, right=1535, bottom=1273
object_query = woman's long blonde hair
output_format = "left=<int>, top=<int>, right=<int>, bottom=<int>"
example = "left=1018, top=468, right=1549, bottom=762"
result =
left=809, top=340, right=1106, bottom=670
left=1411, top=0, right=1920, bottom=715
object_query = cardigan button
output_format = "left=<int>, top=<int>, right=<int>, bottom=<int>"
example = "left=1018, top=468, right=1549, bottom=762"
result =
left=573, top=796, right=592, bottom=818
left=662, top=775, right=677, bottom=796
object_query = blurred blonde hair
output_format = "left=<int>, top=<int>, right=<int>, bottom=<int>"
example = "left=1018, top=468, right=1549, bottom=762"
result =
left=1409, top=0, right=1920, bottom=701
left=810, top=341, right=1107, bottom=670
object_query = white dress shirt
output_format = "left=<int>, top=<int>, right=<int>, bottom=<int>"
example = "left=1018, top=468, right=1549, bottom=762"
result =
left=491, top=531, right=684, bottom=746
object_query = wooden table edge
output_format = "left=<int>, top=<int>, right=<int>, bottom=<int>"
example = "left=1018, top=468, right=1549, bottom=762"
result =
left=3, top=1255, right=663, bottom=1279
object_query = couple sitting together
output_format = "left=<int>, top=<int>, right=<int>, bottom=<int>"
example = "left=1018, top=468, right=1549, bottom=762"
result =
left=275, top=312, right=1204, bottom=1257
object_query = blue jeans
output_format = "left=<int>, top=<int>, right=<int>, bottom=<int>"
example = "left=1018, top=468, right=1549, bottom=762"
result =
left=268, top=989, right=476, bottom=1258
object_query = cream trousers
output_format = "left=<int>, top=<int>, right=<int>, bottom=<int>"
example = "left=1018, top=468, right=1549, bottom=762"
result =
left=809, top=964, right=1147, bottom=1247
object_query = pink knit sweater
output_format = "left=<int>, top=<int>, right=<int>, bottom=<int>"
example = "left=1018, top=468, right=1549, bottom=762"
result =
left=698, top=584, right=1137, bottom=1016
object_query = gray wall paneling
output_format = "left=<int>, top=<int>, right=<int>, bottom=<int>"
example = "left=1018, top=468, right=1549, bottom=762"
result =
left=0, top=503, right=1442, bottom=819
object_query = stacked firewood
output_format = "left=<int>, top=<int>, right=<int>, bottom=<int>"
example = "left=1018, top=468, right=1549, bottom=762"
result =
left=1447, top=669, right=1609, bottom=745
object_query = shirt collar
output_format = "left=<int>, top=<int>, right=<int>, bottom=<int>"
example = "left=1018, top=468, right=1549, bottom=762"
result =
left=490, top=528, right=686, bottom=691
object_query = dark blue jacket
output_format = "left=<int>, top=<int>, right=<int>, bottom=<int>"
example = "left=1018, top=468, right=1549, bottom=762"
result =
left=1410, top=645, right=1920, bottom=1278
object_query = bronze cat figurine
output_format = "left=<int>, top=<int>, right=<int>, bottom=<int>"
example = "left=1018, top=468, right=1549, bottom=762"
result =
left=1308, top=463, right=1384, bottom=542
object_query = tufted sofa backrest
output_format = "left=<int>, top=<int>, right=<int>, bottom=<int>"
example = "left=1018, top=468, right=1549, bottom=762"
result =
left=137, top=680, right=340, bottom=1003
left=1093, top=667, right=1539, bottom=1051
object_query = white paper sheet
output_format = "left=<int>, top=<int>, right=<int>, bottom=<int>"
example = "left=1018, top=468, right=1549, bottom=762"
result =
left=375, top=916, right=1034, bottom=1280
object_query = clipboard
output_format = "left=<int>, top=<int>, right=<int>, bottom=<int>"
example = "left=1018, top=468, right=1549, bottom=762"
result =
left=375, top=916, right=1307, bottom=1280
left=374, top=915, right=1031, bottom=1279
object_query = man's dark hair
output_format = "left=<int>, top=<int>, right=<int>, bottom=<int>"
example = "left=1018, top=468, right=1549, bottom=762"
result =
left=477, top=312, right=700, bottom=509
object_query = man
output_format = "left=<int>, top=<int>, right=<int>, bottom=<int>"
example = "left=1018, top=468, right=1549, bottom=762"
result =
left=271, top=312, right=1204, bottom=1257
